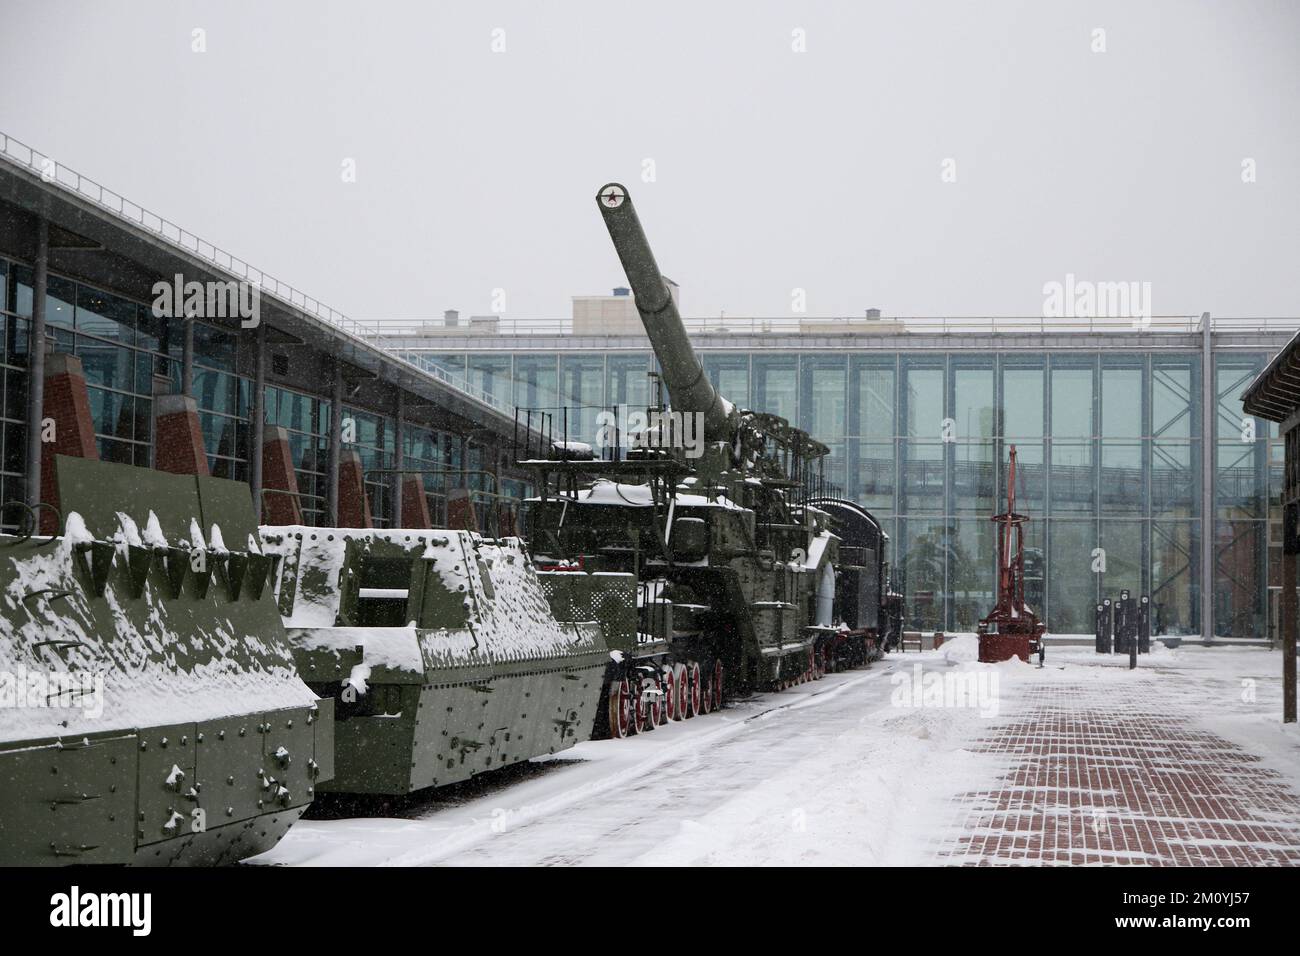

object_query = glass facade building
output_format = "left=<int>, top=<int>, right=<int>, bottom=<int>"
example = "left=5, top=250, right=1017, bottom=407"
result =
left=0, top=255, right=500, bottom=530
left=402, top=340, right=1287, bottom=640
left=0, top=146, right=1289, bottom=642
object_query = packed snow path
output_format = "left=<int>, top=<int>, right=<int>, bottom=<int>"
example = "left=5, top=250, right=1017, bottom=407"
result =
left=254, top=656, right=979, bottom=866
left=251, top=641, right=1300, bottom=866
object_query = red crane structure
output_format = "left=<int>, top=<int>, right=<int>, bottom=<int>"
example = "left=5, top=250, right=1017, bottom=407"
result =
left=977, top=445, right=1046, bottom=663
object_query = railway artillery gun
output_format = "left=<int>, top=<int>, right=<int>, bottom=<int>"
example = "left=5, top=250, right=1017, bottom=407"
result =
left=518, top=184, right=884, bottom=738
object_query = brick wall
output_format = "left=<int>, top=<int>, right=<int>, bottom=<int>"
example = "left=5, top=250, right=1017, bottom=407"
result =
left=400, top=474, right=433, bottom=529
left=446, top=487, right=478, bottom=532
left=39, top=353, right=99, bottom=534
left=153, top=393, right=210, bottom=477
left=261, top=425, right=304, bottom=525
left=336, top=448, right=372, bottom=528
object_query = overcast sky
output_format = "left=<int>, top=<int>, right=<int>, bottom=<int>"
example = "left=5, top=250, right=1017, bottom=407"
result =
left=3, top=1, right=1297, bottom=320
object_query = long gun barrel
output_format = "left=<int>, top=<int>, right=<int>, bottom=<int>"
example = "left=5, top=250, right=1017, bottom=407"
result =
left=597, top=183, right=736, bottom=441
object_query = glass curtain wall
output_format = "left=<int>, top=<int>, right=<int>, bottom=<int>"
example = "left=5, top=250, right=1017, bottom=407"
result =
left=0, top=258, right=28, bottom=521
left=0, top=254, right=468, bottom=530
left=444, top=347, right=1263, bottom=637
left=1214, top=355, right=1271, bottom=640
left=0, top=266, right=1274, bottom=637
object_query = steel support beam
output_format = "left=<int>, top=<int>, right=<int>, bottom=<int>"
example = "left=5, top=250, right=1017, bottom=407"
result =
left=392, top=390, right=404, bottom=527
left=327, top=363, right=342, bottom=526
left=1283, top=544, right=1297, bottom=723
left=181, top=316, right=195, bottom=397
left=460, top=434, right=470, bottom=490
left=23, top=217, right=48, bottom=509
left=1201, top=312, right=1214, bottom=639
left=249, top=322, right=266, bottom=522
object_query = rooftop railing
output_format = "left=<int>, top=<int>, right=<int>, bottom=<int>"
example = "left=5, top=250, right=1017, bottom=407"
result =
left=7, top=128, right=1291, bottom=391
left=367, top=314, right=1298, bottom=340
left=0, top=130, right=514, bottom=417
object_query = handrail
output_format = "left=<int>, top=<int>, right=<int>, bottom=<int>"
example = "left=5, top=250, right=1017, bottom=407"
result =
left=366, top=314, right=1300, bottom=340
left=0, top=129, right=514, bottom=417
left=363, top=467, right=501, bottom=495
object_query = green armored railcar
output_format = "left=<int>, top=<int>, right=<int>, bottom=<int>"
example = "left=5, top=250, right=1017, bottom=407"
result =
left=0, top=456, right=334, bottom=866
left=259, top=526, right=628, bottom=795
left=517, top=184, right=878, bottom=741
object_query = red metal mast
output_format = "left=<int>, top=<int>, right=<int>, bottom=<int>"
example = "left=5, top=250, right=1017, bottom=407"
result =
left=977, top=445, right=1046, bottom=663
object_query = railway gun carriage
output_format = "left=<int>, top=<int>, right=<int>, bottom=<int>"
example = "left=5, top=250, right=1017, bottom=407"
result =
left=515, top=184, right=894, bottom=739
left=0, top=456, right=333, bottom=866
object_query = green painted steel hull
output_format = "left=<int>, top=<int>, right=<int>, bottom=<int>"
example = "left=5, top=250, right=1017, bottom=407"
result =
left=0, top=457, right=335, bottom=866
left=310, top=654, right=607, bottom=795
left=263, top=528, right=621, bottom=797
left=0, top=701, right=333, bottom=865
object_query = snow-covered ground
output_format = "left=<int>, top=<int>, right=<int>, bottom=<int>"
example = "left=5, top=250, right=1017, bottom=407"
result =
left=250, top=639, right=1300, bottom=867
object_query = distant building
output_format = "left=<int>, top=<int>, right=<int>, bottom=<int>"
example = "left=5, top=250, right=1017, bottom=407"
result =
left=572, top=281, right=677, bottom=336
left=378, top=285, right=1298, bottom=643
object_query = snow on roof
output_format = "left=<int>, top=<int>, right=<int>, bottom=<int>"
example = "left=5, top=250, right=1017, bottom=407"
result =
left=801, top=532, right=832, bottom=570
left=296, top=625, right=425, bottom=674
left=553, top=479, right=747, bottom=511
left=260, top=526, right=604, bottom=674
left=0, top=513, right=314, bottom=741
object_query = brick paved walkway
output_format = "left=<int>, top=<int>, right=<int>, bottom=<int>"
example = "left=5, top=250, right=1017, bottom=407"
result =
left=941, top=666, right=1300, bottom=865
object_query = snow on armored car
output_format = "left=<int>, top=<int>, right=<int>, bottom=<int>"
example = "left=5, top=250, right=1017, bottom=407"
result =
left=0, top=456, right=334, bottom=866
left=512, top=184, right=894, bottom=742
left=258, top=526, right=629, bottom=795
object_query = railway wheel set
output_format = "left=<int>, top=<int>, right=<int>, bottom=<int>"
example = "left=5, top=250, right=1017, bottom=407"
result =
left=603, top=639, right=870, bottom=738
left=772, top=646, right=829, bottom=692
left=607, top=660, right=725, bottom=738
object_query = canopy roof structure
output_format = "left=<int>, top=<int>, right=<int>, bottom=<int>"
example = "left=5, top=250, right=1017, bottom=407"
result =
left=1242, top=329, right=1300, bottom=423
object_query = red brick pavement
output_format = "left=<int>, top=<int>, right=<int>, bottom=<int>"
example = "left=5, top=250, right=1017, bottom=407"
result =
left=942, top=678, right=1300, bottom=866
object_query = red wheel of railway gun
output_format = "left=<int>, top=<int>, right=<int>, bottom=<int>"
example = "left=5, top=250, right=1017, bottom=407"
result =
left=688, top=661, right=702, bottom=717
left=713, top=659, right=724, bottom=709
left=662, top=666, right=678, bottom=721
left=648, top=675, right=664, bottom=727
left=632, top=679, right=649, bottom=734
left=699, top=667, right=713, bottom=714
left=609, top=678, right=630, bottom=738
left=674, top=662, right=689, bottom=718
